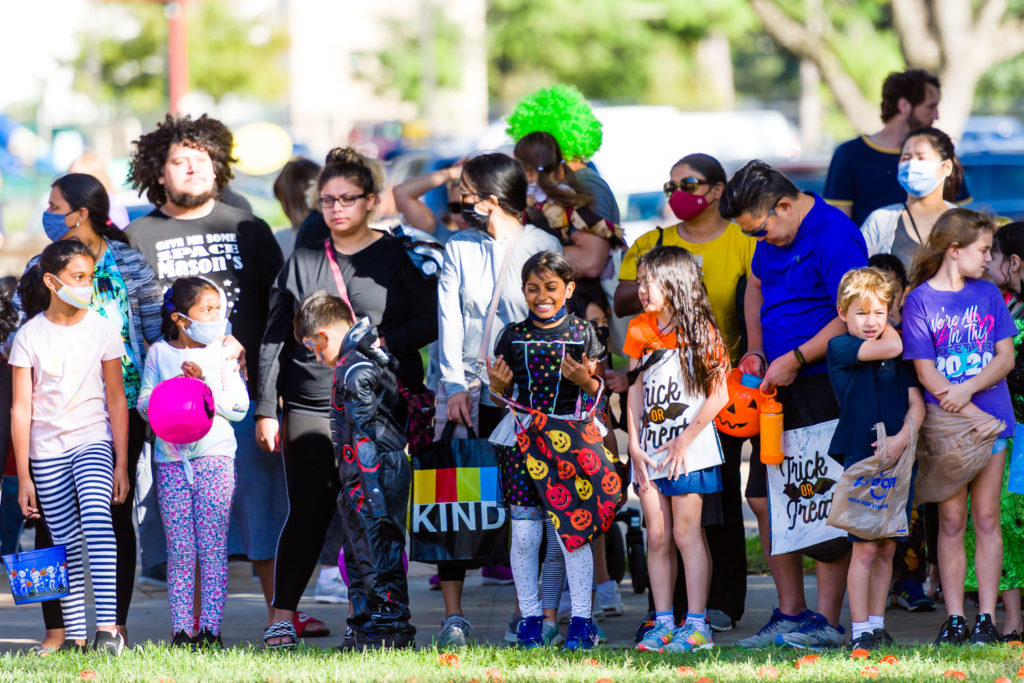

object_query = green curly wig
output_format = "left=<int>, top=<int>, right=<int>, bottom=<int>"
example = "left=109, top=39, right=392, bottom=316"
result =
left=506, top=84, right=603, bottom=161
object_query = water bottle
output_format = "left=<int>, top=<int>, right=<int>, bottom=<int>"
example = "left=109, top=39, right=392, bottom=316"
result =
left=759, top=387, right=785, bottom=465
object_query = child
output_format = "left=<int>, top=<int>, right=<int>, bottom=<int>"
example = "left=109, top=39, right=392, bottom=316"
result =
left=902, top=208, right=1016, bottom=645
left=965, top=221, right=1024, bottom=640
left=868, top=253, right=909, bottom=329
left=11, top=240, right=129, bottom=654
left=625, top=246, right=729, bottom=653
left=827, top=267, right=925, bottom=649
left=137, top=277, right=249, bottom=648
left=293, top=291, right=415, bottom=649
left=487, top=251, right=606, bottom=650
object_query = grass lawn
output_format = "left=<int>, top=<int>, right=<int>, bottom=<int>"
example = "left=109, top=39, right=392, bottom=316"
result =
left=3, top=643, right=1024, bottom=683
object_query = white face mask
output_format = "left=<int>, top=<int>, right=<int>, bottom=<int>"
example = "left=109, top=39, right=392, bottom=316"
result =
left=49, top=276, right=92, bottom=309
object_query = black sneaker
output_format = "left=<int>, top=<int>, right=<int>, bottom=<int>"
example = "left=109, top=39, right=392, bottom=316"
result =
left=970, top=613, right=1001, bottom=645
left=872, top=628, right=896, bottom=646
left=633, top=611, right=657, bottom=644
left=195, top=628, right=223, bottom=649
left=1004, top=630, right=1022, bottom=643
left=935, top=615, right=969, bottom=645
left=850, top=631, right=877, bottom=650
left=335, top=626, right=357, bottom=652
left=171, top=630, right=194, bottom=648
left=93, top=630, right=125, bottom=656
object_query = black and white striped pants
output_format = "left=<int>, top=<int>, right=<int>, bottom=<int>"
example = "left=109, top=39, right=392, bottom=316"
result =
left=31, top=441, right=117, bottom=639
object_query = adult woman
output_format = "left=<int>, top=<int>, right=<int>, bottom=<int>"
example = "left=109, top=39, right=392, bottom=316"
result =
left=272, top=158, right=321, bottom=260
left=862, top=127, right=961, bottom=271
left=614, top=153, right=755, bottom=635
left=257, top=147, right=436, bottom=648
left=16, top=173, right=162, bottom=652
left=435, top=152, right=562, bottom=646
left=393, top=162, right=468, bottom=243
left=513, top=131, right=621, bottom=306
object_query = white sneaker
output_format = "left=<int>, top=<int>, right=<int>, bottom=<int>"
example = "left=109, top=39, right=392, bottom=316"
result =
left=437, top=614, right=472, bottom=647
left=314, top=566, right=349, bottom=604
left=595, top=581, right=624, bottom=617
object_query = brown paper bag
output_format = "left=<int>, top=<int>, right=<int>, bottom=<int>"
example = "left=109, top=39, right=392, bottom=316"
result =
left=915, top=404, right=1005, bottom=504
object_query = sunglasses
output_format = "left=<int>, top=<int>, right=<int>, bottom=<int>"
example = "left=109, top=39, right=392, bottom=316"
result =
left=663, top=177, right=709, bottom=197
left=742, top=196, right=782, bottom=238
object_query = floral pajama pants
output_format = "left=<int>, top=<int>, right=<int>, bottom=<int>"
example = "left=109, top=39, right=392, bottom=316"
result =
left=157, top=455, right=235, bottom=634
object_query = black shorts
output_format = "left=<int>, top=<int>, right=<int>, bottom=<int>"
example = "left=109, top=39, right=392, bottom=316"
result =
left=745, top=371, right=848, bottom=562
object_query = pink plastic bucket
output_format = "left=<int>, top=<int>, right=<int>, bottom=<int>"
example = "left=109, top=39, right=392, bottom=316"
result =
left=148, top=376, right=215, bottom=444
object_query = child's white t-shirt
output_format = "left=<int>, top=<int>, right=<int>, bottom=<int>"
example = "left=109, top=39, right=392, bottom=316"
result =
left=9, top=310, right=126, bottom=460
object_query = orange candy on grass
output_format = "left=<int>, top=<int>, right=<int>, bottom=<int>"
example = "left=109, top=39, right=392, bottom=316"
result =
left=795, top=654, right=820, bottom=669
left=850, top=648, right=871, bottom=659
left=438, top=653, right=459, bottom=667
left=944, top=671, right=967, bottom=681
left=881, top=655, right=899, bottom=665
left=862, top=666, right=880, bottom=678
left=678, top=666, right=696, bottom=676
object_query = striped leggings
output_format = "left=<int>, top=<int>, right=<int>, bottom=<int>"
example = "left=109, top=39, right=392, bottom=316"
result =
left=31, top=442, right=117, bottom=640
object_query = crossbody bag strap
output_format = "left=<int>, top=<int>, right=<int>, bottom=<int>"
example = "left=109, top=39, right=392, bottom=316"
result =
left=324, top=238, right=357, bottom=320
left=476, top=227, right=525, bottom=365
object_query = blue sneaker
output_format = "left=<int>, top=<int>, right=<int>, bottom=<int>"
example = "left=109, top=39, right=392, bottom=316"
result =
left=736, top=608, right=808, bottom=649
left=635, top=620, right=673, bottom=652
left=777, top=612, right=846, bottom=650
left=662, top=622, right=714, bottom=653
left=516, top=615, right=544, bottom=648
left=564, top=617, right=600, bottom=651
left=891, top=580, right=936, bottom=612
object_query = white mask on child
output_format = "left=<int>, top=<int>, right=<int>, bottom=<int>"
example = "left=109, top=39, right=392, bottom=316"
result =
left=49, top=276, right=92, bottom=309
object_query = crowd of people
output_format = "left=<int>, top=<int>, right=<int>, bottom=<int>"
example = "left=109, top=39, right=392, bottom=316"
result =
left=1, top=69, right=1021, bottom=658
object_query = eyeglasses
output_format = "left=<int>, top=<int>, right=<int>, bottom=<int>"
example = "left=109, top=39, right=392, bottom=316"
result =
left=742, top=197, right=782, bottom=238
left=663, top=177, right=709, bottom=197
left=318, top=193, right=367, bottom=209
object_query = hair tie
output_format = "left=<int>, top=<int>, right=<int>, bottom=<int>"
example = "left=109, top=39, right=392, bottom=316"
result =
left=537, top=165, right=545, bottom=172
left=163, top=288, right=175, bottom=312
left=105, top=219, right=113, bottom=226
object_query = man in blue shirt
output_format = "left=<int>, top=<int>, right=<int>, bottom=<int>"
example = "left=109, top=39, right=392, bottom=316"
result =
left=825, top=69, right=970, bottom=226
left=720, top=160, right=868, bottom=650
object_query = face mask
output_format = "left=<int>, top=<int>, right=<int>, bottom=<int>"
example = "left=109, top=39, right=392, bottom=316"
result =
left=668, top=190, right=710, bottom=222
left=50, top=277, right=92, bottom=309
left=180, top=315, right=227, bottom=346
left=898, top=159, right=945, bottom=198
left=460, top=201, right=491, bottom=231
left=42, top=211, right=73, bottom=242
left=594, top=325, right=610, bottom=347
left=527, top=304, right=568, bottom=324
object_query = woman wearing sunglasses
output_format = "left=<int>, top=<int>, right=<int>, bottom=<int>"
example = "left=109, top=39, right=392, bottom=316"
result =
left=392, top=162, right=470, bottom=243
left=614, top=152, right=755, bottom=635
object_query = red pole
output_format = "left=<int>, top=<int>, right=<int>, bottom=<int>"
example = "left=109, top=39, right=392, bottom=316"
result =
left=167, top=0, right=189, bottom=114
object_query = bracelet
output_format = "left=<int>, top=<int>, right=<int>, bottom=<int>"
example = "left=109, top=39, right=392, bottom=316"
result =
left=792, top=346, right=807, bottom=367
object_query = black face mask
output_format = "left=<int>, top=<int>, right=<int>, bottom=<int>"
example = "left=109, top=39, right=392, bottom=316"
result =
left=595, top=325, right=611, bottom=348
left=460, top=201, right=491, bottom=231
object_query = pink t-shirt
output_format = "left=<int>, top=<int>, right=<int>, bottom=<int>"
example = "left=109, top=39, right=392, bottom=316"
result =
left=9, top=310, right=125, bottom=460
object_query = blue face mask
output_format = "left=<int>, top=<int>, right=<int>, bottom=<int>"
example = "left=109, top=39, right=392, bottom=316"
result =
left=180, top=315, right=227, bottom=346
left=42, top=211, right=72, bottom=241
left=897, top=159, right=945, bottom=198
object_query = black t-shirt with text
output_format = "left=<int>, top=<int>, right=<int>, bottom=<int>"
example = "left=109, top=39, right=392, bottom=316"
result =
left=125, top=201, right=284, bottom=397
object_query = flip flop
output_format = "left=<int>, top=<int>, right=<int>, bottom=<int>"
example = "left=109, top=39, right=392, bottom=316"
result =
left=263, top=620, right=298, bottom=649
left=28, top=644, right=57, bottom=657
left=293, top=611, right=330, bottom=638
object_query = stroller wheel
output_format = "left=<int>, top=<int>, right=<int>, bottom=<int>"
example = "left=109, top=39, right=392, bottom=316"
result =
left=603, top=522, right=625, bottom=584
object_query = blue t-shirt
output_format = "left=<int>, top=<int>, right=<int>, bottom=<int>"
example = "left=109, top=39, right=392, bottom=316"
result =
left=751, top=193, right=868, bottom=374
left=824, top=136, right=972, bottom=227
left=902, top=277, right=1016, bottom=437
left=827, top=333, right=915, bottom=462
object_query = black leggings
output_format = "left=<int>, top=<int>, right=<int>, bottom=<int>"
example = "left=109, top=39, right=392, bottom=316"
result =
left=271, top=411, right=337, bottom=612
left=38, top=409, right=147, bottom=629
left=436, top=404, right=506, bottom=583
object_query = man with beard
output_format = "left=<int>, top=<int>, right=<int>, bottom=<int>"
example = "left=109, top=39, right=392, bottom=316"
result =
left=124, top=114, right=298, bottom=635
left=824, top=69, right=970, bottom=227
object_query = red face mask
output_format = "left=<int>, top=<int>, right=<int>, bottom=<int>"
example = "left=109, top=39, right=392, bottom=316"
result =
left=668, top=189, right=709, bottom=222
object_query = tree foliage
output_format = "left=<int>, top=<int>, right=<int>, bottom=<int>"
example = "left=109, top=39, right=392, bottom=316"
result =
left=72, top=1, right=287, bottom=114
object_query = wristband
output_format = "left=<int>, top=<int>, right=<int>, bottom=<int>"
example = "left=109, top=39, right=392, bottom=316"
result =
left=792, top=346, right=807, bottom=367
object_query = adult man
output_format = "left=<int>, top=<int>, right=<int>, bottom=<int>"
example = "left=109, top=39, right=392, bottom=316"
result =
left=825, top=69, right=970, bottom=226
left=720, top=160, right=868, bottom=649
left=125, top=114, right=293, bottom=630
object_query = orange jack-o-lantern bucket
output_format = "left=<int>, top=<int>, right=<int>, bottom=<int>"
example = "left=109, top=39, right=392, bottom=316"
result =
left=714, top=369, right=764, bottom=438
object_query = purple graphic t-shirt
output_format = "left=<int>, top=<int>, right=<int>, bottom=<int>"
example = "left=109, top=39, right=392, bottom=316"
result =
left=902, top=277, right=1016, bottom=437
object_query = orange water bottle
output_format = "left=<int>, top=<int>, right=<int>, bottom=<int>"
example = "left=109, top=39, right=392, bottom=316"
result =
left=759, top=387, right=785, bottom=465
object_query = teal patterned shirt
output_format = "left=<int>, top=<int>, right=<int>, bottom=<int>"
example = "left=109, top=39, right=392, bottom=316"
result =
left=90, top=247, right=143, bottom=405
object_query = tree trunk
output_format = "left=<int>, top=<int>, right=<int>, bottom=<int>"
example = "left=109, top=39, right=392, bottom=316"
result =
left=695, top=33, right=735, bottom=109
left=937, top=62, right=984, bottom=141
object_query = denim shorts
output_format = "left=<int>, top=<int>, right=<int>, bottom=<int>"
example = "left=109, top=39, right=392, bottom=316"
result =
left=993, top=438, right=1009, bottom=455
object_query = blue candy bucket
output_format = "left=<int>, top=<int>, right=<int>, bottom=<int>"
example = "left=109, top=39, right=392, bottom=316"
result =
left=3, top=545, right=70, bottom=604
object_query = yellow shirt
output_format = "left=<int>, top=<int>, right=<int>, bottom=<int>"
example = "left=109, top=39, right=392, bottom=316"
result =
left=618, top=222, right=754, bottom=362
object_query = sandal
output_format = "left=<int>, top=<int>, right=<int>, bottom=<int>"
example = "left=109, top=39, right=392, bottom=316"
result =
left=293, top=611, right=330, bottom=638
left=28, top=644, right=57, bottom=657
left=263, top=621, right=298, bottom=649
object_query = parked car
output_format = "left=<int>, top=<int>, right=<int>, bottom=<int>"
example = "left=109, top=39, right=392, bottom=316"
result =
left=959, top=116, right=1024, bottom=155
left=961, top=153, right=1024, bottom=222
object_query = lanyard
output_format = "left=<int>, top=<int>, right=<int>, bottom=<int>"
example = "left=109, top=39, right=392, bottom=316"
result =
left=324, top=238, right=357, bottom=321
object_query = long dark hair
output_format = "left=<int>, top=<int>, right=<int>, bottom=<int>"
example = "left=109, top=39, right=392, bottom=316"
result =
left=636, top=246, right=727, bottom=397
left=53, top=173, right=129, bottom=245
left=673, top=153, right=727, bottom=187
left=909, top=208, right=996, bottom=287
left=903, top=127, right=963, bottom=202
left=513, top=131, right=592, bottom=209
left=460, top=153, right=528, bottom=218
left=161, top=276, right=219, bottom=340
left=274, top=158, right=321, bottom=228
left=18, top=240, right=96, bottom=319
left=317, top=147, right=380, bottom=195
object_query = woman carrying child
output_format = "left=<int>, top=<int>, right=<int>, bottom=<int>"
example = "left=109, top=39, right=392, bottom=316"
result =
left=13, top=240, right=130, bottom=654
left=626, top=246, right=729, bottom=653
left=138, top=277, right=250, bottom=647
